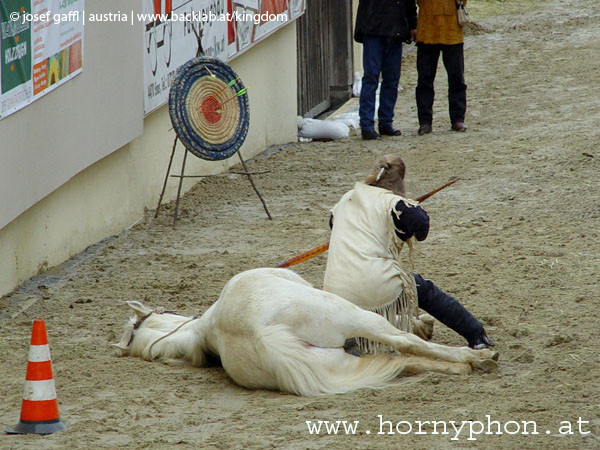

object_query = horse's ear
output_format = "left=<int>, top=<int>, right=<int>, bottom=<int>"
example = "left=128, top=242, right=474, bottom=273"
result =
left=112, top=341, right=130, bottom=352
left=126, top=300, right=153, bottom=318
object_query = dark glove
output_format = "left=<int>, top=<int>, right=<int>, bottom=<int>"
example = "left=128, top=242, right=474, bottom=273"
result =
left=391, top=201, right=430, bottom=241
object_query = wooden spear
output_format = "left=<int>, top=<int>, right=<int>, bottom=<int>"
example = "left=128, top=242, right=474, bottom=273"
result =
left=275, top=177, right=460, bottom=268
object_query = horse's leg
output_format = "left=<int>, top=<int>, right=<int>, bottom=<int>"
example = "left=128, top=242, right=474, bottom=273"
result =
left=412, top=313, right=435, bottom=340
left=272, top=288, right=497, bottom=369
left=302, top=347, right=470, bottom=383
left=343, top=306, right=498, bottom=368
left=398, top=355, right=471, bottom=376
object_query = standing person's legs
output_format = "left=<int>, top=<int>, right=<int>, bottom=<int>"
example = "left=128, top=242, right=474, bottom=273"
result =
left=377, top=38, right=403, bottom=133
left=413, top=273, right=493, bottom=349
left=360, top=36, right=385, bottom=133
left=416, top=43, right=441, bottom=129
left=441, top=43, right=467, bottom=127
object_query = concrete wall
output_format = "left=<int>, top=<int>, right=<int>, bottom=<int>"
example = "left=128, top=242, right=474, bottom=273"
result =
left=0, top=0, right=144, bottom=231
left=0, top=22, right=298, bottom=297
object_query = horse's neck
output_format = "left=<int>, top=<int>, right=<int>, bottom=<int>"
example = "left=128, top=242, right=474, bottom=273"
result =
left=157, top=300, right=224, bottom=365
left=137, top=303, right=218, bottom=366
left=197, top=301, right=220, bottom=355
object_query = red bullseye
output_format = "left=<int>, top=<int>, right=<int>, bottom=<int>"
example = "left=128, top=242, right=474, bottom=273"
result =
left=201, top=95, right=222, bottom=124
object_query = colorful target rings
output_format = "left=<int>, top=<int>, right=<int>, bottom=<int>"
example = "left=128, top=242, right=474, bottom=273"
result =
left=169, top=57, right=249, bottom=161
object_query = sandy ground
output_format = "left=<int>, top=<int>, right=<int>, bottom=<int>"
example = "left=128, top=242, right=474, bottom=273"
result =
left=2, top=0, right=600, bottom=448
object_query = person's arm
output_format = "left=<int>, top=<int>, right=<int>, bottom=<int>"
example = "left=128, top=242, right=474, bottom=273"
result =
left=391, top=200, right=430, bottom=241
left=406, top=0, right=418, bottom=41
left=353, top=0, right=368, bottom=43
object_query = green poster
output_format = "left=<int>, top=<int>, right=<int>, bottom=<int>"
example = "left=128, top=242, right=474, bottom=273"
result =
left=1, top=0, right=32, bottom=94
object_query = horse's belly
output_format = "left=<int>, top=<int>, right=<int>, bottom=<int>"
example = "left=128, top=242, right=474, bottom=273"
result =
left=216, top=334, right=279, bottom=390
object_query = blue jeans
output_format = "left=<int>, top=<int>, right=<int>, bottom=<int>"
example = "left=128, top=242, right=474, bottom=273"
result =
left=359, top=36, right=404, bottom=131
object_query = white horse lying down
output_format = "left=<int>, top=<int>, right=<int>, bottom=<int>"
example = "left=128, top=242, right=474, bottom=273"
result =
left=115, top=268, right=498, bottom=396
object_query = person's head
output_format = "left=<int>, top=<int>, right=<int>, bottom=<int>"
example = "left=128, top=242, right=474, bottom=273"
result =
left=365, top=154, right=406, bottom=196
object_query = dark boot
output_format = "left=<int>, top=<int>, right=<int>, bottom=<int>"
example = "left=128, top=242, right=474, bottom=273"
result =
left=379, top=124, right=402, bottom=136
left=413, top=273, right=493, bottom=348
left=361, top=128, right=381, bottom=140
left=344, top=338, right=361, bottom=357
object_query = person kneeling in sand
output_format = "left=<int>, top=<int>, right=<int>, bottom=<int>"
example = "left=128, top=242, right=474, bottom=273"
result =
left=324, top=154, right=493, bottom=355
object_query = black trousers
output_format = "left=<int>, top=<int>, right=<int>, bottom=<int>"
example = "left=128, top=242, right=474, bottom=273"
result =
left=416, top=43, right=467, bottom=125
left=414, top=273, right=483, bottom=346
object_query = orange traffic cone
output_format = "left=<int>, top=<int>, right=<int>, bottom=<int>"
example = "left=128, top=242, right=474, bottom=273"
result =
left=6, top=319, right=67, bottom=435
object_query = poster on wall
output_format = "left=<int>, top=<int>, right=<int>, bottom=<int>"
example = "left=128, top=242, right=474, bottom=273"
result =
left=0, top=0, right=84, bottom=120
left=227, top=0, right=304, bottom=59
left=143, top=0, right=229, bottom=114
left=143, top=0, right=304, bottom=115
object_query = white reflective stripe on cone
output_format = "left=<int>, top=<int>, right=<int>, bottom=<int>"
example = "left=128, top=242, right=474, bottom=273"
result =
left=22, top=379, right=57, bottom=401
left=28, top=344, right=51, bottom=362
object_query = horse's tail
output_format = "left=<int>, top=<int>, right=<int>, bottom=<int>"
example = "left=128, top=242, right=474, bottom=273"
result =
left=255, top=324, right=408, bottom=396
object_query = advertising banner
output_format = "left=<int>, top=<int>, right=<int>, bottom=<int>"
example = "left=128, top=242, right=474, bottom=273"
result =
left=0, top=0, right=84, bottom=120
left=142, top=0, right=229, bottom=114
left=227, top=0, right=304, bottom=58
left=143, top=0, right=304, bottom=115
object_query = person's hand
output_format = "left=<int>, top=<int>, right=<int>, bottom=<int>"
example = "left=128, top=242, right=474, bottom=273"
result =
left=410, top=29, right=417, bottom=43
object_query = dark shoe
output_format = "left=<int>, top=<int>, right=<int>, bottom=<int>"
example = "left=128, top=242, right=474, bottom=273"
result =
left=361, top=129, right=381, bottom=140
left=378, top=125, right=402, bottom=136
left=469, top=330, right=495, bottom=350
left=451, top=122, right=467, bottom=132
left=418, top=124, right=432, bottom=135
left=344, top=338, right=361, bottom=357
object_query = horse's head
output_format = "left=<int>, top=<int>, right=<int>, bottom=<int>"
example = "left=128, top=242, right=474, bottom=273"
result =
left=113, top=300, right=207, bottom=366
left=112, top=301, right=154, bottom=355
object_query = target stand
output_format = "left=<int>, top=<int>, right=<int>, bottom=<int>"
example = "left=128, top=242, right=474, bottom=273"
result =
left=155, top=57, right=272, bottom=226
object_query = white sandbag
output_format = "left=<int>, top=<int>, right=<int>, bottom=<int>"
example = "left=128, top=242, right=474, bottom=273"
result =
left=353, top=77, right=401, bottom=99
left=331, top=110, right=360, bottom=129
left=352, top=72, right=362, bottom=97
left=351, top=79, right=380, bottom=119
left=298, top=118, right=349, bottom=140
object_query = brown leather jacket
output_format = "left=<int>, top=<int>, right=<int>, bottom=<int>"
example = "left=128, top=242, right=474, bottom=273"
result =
left=416, top=0, right=466, bottom=45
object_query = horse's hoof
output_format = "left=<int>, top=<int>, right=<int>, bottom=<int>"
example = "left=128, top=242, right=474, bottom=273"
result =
left=472, top=358, right=498, bottom=373
left=477, top=348, right=499, bottom=361
left=413, top=314, right=435, bottom=341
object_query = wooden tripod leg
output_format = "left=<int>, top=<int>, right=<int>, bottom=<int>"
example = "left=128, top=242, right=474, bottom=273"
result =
left=173, top=147, right=189, bottom=227
left=155, top=136, right=179, bottom=218
left=237, top=151, right=272, bottom=220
